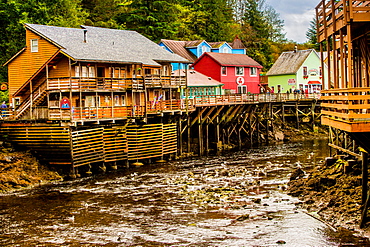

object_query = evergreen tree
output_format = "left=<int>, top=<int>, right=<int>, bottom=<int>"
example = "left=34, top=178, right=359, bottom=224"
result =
left=115, top=0, right=181, bottom=42
left=240, top=0, right=274, bottom=70
left=0, top=0, right=88, bottom=82
left=306, top=17, right=320, bottom=51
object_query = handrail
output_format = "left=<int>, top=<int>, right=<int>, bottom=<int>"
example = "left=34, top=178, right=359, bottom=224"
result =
left=14, top=80, right=48, bottom=119
left=3, top=92, right=321, bottom=121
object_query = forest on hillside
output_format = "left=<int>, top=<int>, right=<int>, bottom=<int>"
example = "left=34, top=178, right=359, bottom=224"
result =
left=0, top=0, right=318, bottom=85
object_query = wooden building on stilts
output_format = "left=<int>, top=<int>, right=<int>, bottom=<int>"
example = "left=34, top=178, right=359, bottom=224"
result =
left=1, top=24, right=189, bottom=176
left=316, top=0, right=370, bottom=227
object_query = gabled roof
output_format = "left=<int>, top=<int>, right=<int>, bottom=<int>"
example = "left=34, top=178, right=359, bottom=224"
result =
left=229, top=35, right=246, bottom=49
left=266, top=49, right=316, bottom=76
left=25, top=24, right=189, bottom=66
left=184, top=40, right=208, bottom=48
left=193, top=52, right=262, bottom=68
left=172, top=69, right=223, bottom=87
left=160, top=39, right=197, bottom=63
left=209, top=41, right=229, bottom=49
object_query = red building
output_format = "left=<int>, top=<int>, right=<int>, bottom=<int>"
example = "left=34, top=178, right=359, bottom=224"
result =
left=192, top=52, right=262, bottom=94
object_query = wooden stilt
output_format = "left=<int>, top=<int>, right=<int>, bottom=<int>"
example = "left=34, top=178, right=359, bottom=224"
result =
left=362, top=151, right=368, bottom=205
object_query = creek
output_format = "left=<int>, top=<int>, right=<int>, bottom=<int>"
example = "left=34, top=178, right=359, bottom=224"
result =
left=0, top=139, right=369, bottom=246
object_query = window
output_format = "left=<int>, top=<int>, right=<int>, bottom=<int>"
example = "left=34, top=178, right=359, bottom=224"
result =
left=145, top=68, right=151, bottom=75
left=221, top=66, right=227, bottom=76
left=201, top=46, right=207, bottom=55
left=235, top=67, right=244, bottom=76
left=250, top=67, right=257, bottom=76
left=75, top=66, right=80, bottom=77
left=30, top=39, right=38, bottom=52
left=162, top=65, right=169, bottom=76
left=237, top=85, right=247, bottom=94
left=88, top=67, right=95, bottom=78
left=303, top=66, right=308, bottom=76
left=222, top=47, right=229, bottom=53
left=81, top=66, right=88, bottom=78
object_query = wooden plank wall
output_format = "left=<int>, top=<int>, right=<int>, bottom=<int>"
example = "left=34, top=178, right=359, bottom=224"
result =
left=0, top=125, right=71, bottom=164
left=0, top=123, right=176, bottom=167
left=127, top=123, right=177, bottom=160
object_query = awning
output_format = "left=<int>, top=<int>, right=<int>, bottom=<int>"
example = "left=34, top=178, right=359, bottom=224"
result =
left=308, top=81, right=321, bottom=84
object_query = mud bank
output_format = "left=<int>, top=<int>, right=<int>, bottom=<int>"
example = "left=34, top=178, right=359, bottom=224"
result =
left=0, top=147, right=62, bottom=193
left=288, top=158, right=370, bottom=237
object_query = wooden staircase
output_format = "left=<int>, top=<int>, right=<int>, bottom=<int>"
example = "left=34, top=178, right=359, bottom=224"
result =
left=15, top=81, right=48, bottom=119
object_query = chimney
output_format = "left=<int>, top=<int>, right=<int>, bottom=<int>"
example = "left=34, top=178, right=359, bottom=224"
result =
left=84, top=30, right=87, bottom=43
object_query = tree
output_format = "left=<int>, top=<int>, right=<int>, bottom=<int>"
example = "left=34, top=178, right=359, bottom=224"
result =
left=239, top=0, right=274, bottom=70
left=115, top=0, right=181, bottom=42
left=306, top=17, right=320, bottom=51
left=0, top=0, right=88, bottom=82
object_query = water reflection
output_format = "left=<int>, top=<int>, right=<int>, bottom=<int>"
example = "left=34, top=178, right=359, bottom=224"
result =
left=0, top=140, right=369, bottom=246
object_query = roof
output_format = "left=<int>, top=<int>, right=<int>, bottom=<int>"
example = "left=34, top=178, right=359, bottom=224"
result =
left=160, top=39, right=197, bottom=63
left=194, top=52, right=262, bottom=68
left=209, top=41, right=227, bottom=49
left=229, top=35, right=246, bottom=49
left=266, top=49, right=315, bottom=76
left=25, top=24, right=189, bottom=66
left=172, top=69, right=223, bottom=87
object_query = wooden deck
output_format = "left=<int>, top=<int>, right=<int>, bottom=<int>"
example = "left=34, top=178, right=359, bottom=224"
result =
left=1, top=93, right=321, bottom=123
left=316, top=0, right=370, bottom=43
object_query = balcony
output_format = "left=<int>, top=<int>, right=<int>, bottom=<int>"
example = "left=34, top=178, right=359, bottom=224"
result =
left=47, top=75, right=186, bottom=91
left=321, top=88, right=370, bottom=132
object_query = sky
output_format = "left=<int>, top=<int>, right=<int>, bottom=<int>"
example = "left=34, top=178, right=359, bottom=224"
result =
left=265, top=0, right=319, bottom=43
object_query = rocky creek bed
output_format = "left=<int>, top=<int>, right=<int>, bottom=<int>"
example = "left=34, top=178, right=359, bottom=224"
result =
left=2, top=125, right=370, bottom=241
left=288, top=157, right=370, bottom=237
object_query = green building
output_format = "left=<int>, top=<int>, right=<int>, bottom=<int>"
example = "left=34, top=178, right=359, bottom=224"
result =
left=266, top=49, right=328, bottom=94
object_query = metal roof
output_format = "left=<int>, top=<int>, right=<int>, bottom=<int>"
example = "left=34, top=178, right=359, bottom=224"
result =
left=172, top=69, right=223, bottom=87
left=194, top=52, right=262, bottom=67
left=25, top=24, right=189, bottom=66
left=266, top=49, right=314, bottom=76
left=160, top=39, right=197, bottom=63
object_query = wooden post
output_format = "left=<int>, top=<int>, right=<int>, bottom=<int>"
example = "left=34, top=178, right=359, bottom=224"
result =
left=362, top=151, right=368, bottom=205
left=205, top=123, right=209, bottom=156
left=178, top=117, right=182, bottom=157
left=187, top=117, right=191, bottom=155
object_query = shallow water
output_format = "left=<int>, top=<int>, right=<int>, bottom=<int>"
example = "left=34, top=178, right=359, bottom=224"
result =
left=0, top=140, right=369, bottom=246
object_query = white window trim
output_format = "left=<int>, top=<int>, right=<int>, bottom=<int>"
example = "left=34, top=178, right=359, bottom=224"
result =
left=235, top=67, right=244, bottom=76
left=250, top=67, right=257, bottom=77
left=221, top=66, right=227, bottom=76
left=30, top=39, right=38, bottom=53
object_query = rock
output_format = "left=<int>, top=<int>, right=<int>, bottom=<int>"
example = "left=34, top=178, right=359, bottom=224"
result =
left=236, top=214, right=250, bottom=221
left=276, top=240, right=286, bottom=244
left=290, top=167, right=305, bottom=181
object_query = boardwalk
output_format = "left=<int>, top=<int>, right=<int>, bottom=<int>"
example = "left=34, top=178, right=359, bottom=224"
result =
left=0, top=92, right=321, bottom=122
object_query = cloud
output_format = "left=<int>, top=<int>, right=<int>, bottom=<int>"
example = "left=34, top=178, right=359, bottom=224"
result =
left=265, top=0, right=317, bottom=43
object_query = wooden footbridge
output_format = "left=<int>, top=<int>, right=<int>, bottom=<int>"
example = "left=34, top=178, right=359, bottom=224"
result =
left=0, top=93, right=320, bottom=176
left=316, top=0, right=370, bottom=228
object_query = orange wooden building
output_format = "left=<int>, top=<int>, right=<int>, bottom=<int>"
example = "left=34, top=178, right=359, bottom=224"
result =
left=1, top=24, right=189, bottom=174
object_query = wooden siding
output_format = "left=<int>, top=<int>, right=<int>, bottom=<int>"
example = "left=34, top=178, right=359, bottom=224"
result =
left=48, top=57, right=70, bottom=78
left=0, top=125, right=71, bottom=164
left=127, top=123, right=177, bottom=160
left=8, top=29, right=59, bottom=100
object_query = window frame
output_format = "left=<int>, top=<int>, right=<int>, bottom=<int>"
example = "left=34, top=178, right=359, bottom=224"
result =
left=250, top=67, right=257, bottom=77
left=221, top=66, right=227, bottom=76
left=30, top=39, right=39, bottom=53
left=235, top=67, right=244, bottom=76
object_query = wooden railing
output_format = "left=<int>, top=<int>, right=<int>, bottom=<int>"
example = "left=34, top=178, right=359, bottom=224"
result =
left=3, top=93, right=321, bottom=121
left=321, top=88, right=370, bottom=122
left=316, top=0, right=370, bottom=42
left=48, top=75, right=187, bottom=91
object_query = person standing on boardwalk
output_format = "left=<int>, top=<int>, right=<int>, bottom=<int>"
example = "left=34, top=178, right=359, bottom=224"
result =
left=1, top=101, right=7, bottom=118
